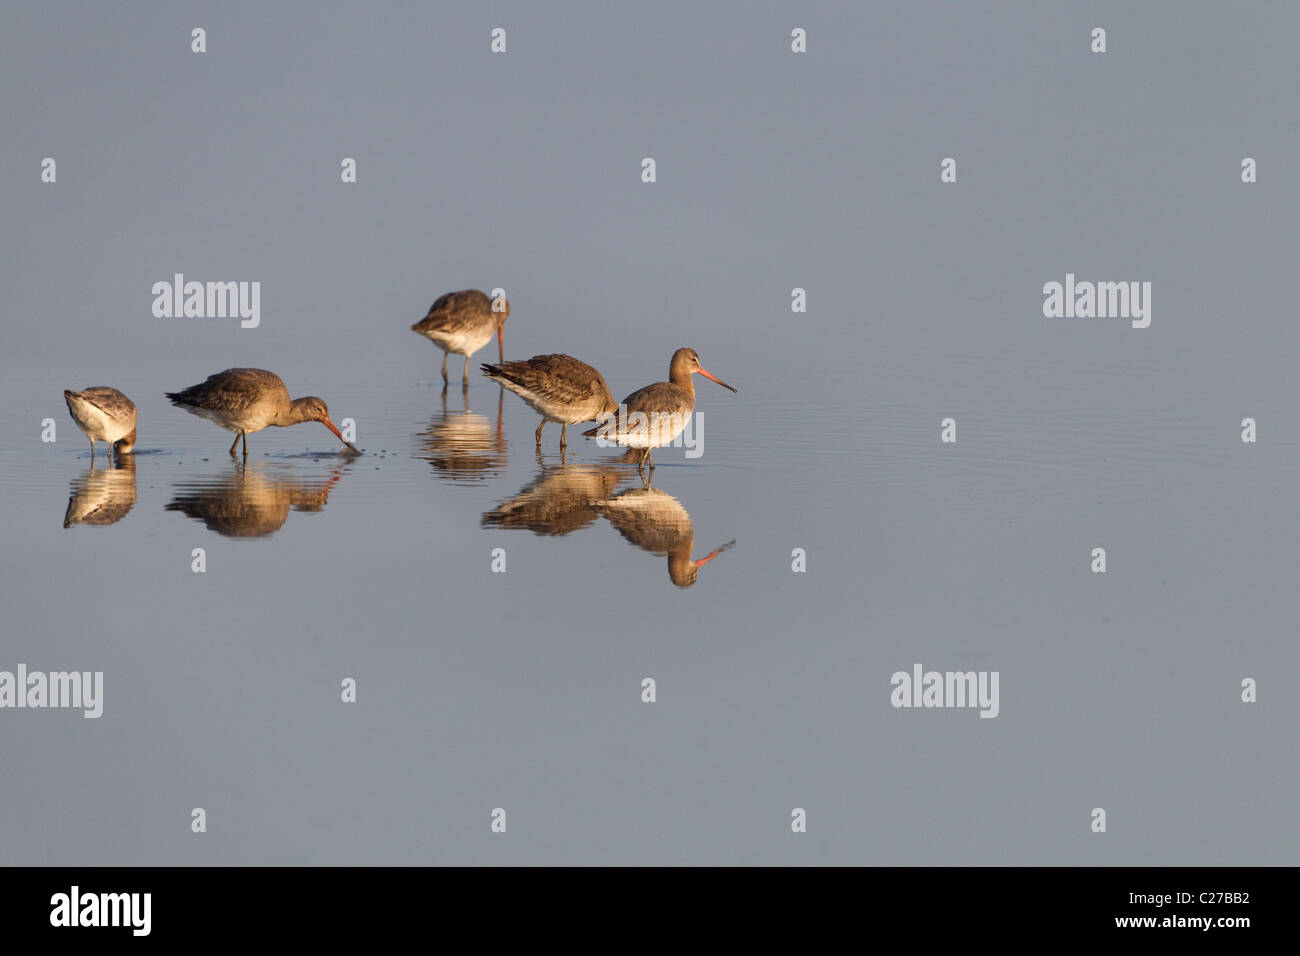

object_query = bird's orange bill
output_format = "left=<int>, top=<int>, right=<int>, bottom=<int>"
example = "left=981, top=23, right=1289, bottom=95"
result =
left=322, top=417, right=361, bottom=455
left=694, top=539, right=736, bottom=568
left=497, top=325, right=504, bottom=363
left=696, top=367, right=737, bottom=392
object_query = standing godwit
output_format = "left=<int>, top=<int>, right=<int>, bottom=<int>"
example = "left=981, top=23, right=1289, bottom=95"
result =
left=63, top=387, right=137, bottom=460
left=583, top=348, right=736, bottom=472
left=166, top=368, right=360, bottom=456
left=481, top=353, right=619, bottom=448
left=411, top=289, right=509, bottom=388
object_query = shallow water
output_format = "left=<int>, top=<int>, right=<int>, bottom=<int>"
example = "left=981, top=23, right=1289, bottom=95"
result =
left=2, top=341, right=1298, bottom=865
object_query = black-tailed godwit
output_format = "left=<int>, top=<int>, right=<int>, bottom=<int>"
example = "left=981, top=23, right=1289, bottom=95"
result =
left=412, top=289, right=509, bottom=387
left=583, top=348, right=735, bottom=471
left=166, top=368, right=360, bottom=456
left=481, top=353, right=619, bottom=448
left=63, top=387, right=137, bottom=460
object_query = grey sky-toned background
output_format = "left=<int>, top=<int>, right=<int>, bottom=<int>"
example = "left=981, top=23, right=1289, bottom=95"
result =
left=1, top=2, right=1297, bottom=864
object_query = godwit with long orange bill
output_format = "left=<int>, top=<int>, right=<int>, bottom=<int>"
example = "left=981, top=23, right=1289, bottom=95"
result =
left=583, top=348, right=736, bottom=472
left=412, top=289, right=509, bottom=388
left=166, top=368, right=360, bottom=456
left=64, top=387, right=137, bottom=460
left=481, top=353, right=619, bottom=448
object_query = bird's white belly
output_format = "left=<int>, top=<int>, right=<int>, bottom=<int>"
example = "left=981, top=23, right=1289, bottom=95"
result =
left=430, top=325, right=494, bottom=356
left=506, top=387, right=587, bottom=425
left=187, top=404, right=274, bottom=433
left=68, top=403, right=131, bottom=443
left=606, top=412, right=689, bottom=449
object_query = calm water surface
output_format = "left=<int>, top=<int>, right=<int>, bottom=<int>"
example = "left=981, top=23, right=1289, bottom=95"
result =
left=1, top=344, right=1296, bottom=864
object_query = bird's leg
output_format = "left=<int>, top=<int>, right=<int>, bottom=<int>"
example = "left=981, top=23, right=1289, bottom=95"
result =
left=645, top=448, right=655, bottom=471
left=560, top=423, right=567, bottom=448
left=535, top=420, right=545, bottom=447
left=462, top=355, right=470, bottom=388
left=241, top=431, right=248, bottom=457
left=441, top=352, right=448, bottom=384
left=229, top=432, right=240, bottom=457
left=88, top=438, right=95, bottom=461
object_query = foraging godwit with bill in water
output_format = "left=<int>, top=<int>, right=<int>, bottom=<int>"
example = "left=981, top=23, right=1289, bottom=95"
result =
left=166, top=368, right=360, bottom=457
left=63, top=387, right=137, bottom=460
left=583, top=348, right=736, bottom=473
left=481, top=353, right=619, bottom=448
left=412, top=289, right=509, bottom=388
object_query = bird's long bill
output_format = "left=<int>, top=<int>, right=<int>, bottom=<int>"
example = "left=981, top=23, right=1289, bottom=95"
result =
left=322, top=417, right=361, bottom=455
left=697, top=367, right=738, bottom=393
left=497, top=325, right=504, bottom=363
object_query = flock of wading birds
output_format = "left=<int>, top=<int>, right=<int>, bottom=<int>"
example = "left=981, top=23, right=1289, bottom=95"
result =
left=62, top=289, right=738, bottom=474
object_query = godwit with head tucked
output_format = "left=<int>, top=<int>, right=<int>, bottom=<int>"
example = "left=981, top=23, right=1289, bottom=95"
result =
left=583, top=348, right=736, bottom=472
left=412, top=289, right=509, bottom=387
left=63, top=387, right=137, bottom=460
left=481, top=353, right=619, bottom=448
left=166, top=368, right=360, bottom=456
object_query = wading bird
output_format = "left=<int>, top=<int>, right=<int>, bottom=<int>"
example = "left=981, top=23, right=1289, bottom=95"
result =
left=63, top=387, right=137, bottom=460
left=166, top=368, right=360, bottom=457
left=583, top=348, right=735, bottom=472
left=412, top=289, right=509, bottom=388
left=481, top=353, right=619, bottom=448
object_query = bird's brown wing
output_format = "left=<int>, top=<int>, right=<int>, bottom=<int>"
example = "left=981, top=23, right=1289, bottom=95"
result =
left=412, top=289, right=493, bottom=334
left=484, top=354, right=617, bottom=411
left=76, top=387, right=137, bottom=420
left=166, top=368, right=285, bottom=412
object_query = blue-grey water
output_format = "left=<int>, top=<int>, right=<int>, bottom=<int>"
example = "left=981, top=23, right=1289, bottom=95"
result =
left=1, top=1, right=1297, bottom=864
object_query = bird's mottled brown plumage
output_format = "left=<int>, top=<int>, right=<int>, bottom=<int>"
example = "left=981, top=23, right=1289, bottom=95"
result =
left=64, top=386, right=137, bottom=456
left=482, top=353, right=619, bottom=447
left=413, top=290, right=500, bottom=337
left=581, top=348, right=736, bottom=470
left=166, top=367, right=359, bottom=456
left=412, top=289, right=509, bottom=383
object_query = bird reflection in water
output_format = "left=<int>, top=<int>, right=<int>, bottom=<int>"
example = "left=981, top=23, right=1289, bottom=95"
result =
left=415, top=387, right=507, bottom=483
left=481, top=462, right=622, bottom=535
left=483, top=458, right=734, bottom=587
left=63, top=454, right=137, bottom=528
left=600, top=487, right=734, bottom=588
left=166, top=462, right=347, bottom=539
